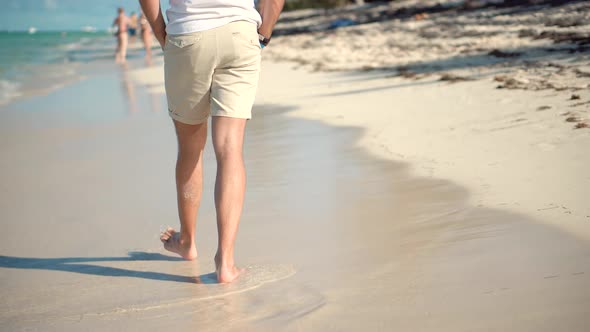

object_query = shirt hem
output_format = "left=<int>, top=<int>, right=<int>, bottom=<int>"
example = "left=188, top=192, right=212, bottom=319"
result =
left=166, top=17, right=261, bottom=35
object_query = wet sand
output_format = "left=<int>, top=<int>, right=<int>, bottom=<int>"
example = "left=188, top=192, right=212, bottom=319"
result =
left=0, top=55, right=589, bottom=331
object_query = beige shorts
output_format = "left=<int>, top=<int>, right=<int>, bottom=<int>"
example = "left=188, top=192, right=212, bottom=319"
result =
left=164, top=21, right=261, bottom=124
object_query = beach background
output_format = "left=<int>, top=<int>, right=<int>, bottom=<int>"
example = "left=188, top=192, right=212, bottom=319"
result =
left=1, top=0, right=589, bottom=330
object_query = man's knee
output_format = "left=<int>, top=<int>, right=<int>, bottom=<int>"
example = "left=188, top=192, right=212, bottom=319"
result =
left=213, top=142, right=242, bottom=163
left=212, top=117, right=246, bottom=162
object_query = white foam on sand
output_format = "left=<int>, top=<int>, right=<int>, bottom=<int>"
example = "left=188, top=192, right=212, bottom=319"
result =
left=0, top=79, right=22, bottom=106
left=80, top=264, right=297, bottom=317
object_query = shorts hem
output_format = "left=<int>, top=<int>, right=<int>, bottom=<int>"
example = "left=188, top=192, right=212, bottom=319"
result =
left=168, top=111, right=209, bottom=125
left=211, top=112, right=251, bottom=120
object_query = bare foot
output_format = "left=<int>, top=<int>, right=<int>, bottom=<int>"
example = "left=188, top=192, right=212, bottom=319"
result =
left=160, top=227, right=197, bottom=260
left=215, top=254, right=244, bottom=283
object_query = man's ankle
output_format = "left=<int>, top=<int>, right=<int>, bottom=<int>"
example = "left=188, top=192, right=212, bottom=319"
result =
left=214, top=252, right=235, bottom=268
left=179, top=233, right=194, bottom=246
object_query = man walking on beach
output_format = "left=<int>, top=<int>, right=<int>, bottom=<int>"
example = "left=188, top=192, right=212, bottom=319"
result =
left=112, top=7, right=130, bottom=63
left=139, top=0, right=284, bottom=283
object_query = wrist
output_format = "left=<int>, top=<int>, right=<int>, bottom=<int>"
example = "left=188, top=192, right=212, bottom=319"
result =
left=258, top=33, right=271, bottom=47
left=258, top=27, right=271, bottom=36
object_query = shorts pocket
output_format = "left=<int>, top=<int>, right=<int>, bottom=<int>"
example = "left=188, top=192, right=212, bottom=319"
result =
left=165, top=34, right=202, bottom=52
left=231, top=30, right=260, bottom=51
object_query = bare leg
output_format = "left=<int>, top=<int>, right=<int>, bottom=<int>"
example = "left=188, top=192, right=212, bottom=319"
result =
left=212, top=116, right=247, bottom=283
left=160, top=119, right=207, bottom=260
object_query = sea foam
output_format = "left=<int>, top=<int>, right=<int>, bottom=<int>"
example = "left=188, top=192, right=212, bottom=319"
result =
left=0, top=80, right=22, bottom=106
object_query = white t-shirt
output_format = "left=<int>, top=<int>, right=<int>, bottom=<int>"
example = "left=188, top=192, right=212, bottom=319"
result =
left=166, top=0, right=262, bottom=35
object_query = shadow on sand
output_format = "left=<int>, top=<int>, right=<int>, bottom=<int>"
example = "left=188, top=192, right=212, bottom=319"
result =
left=0, top=251, right=218, bottom=284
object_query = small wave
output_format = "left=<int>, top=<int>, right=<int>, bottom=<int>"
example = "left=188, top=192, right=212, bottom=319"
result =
left=84, top=264, right=297, bottom=316
left=60, top=41, right=84, bottom=51
left=0, top=63, right=84, bottom=106
left=0, top=80, right=22, bottom=106
left=0, top=32, right=106, bottom=106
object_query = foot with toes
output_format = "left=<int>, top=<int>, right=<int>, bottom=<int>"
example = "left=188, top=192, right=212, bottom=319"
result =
left=160, top=227, right=198, bottom=260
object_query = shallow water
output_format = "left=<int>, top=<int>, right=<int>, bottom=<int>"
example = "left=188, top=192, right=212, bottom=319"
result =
left=0, top=31, right=153, bottom=106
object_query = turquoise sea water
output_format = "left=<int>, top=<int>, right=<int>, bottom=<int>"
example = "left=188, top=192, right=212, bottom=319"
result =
left=0, top=31, right=112, bottom=105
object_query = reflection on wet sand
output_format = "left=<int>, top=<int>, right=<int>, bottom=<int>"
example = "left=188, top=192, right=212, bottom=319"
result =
left=119, top=63, right=137, bottom=113
left=118, top=61, right=162, bottom=115
left=149, top=90, right=161, bottom=113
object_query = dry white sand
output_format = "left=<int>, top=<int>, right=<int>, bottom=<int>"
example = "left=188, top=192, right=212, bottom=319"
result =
left=267, top=0, right=590, bottom=93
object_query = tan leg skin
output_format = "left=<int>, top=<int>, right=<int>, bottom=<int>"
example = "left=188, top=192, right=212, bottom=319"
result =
left=212, top=116, right=247, bottom=283
left=160, top=119, right=207, bottom=260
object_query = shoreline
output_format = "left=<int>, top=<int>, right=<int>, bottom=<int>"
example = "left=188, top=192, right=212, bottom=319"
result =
left=257, top=59, right=590, bottom=226
left=0, top=53, right=589, bottom=330
left=0, top=31, right=159, bottom=107
left=255, top=0, right=590, bottom=235
left=1, top=3, right=590, bottom=329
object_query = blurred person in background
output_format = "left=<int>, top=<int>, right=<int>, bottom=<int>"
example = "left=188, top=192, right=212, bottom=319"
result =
left=129, top=12, right=139, bottom=38
left=139, top=0, right=284, bottom=283
left=139, top=11, right=153, bottom=61
left=112, top=7, right=129, bottom=63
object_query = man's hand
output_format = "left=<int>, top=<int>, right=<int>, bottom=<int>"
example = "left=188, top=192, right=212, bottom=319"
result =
left=139, top=0, right=167, bottom=49
left=155, top=31, right=167, bottom=49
